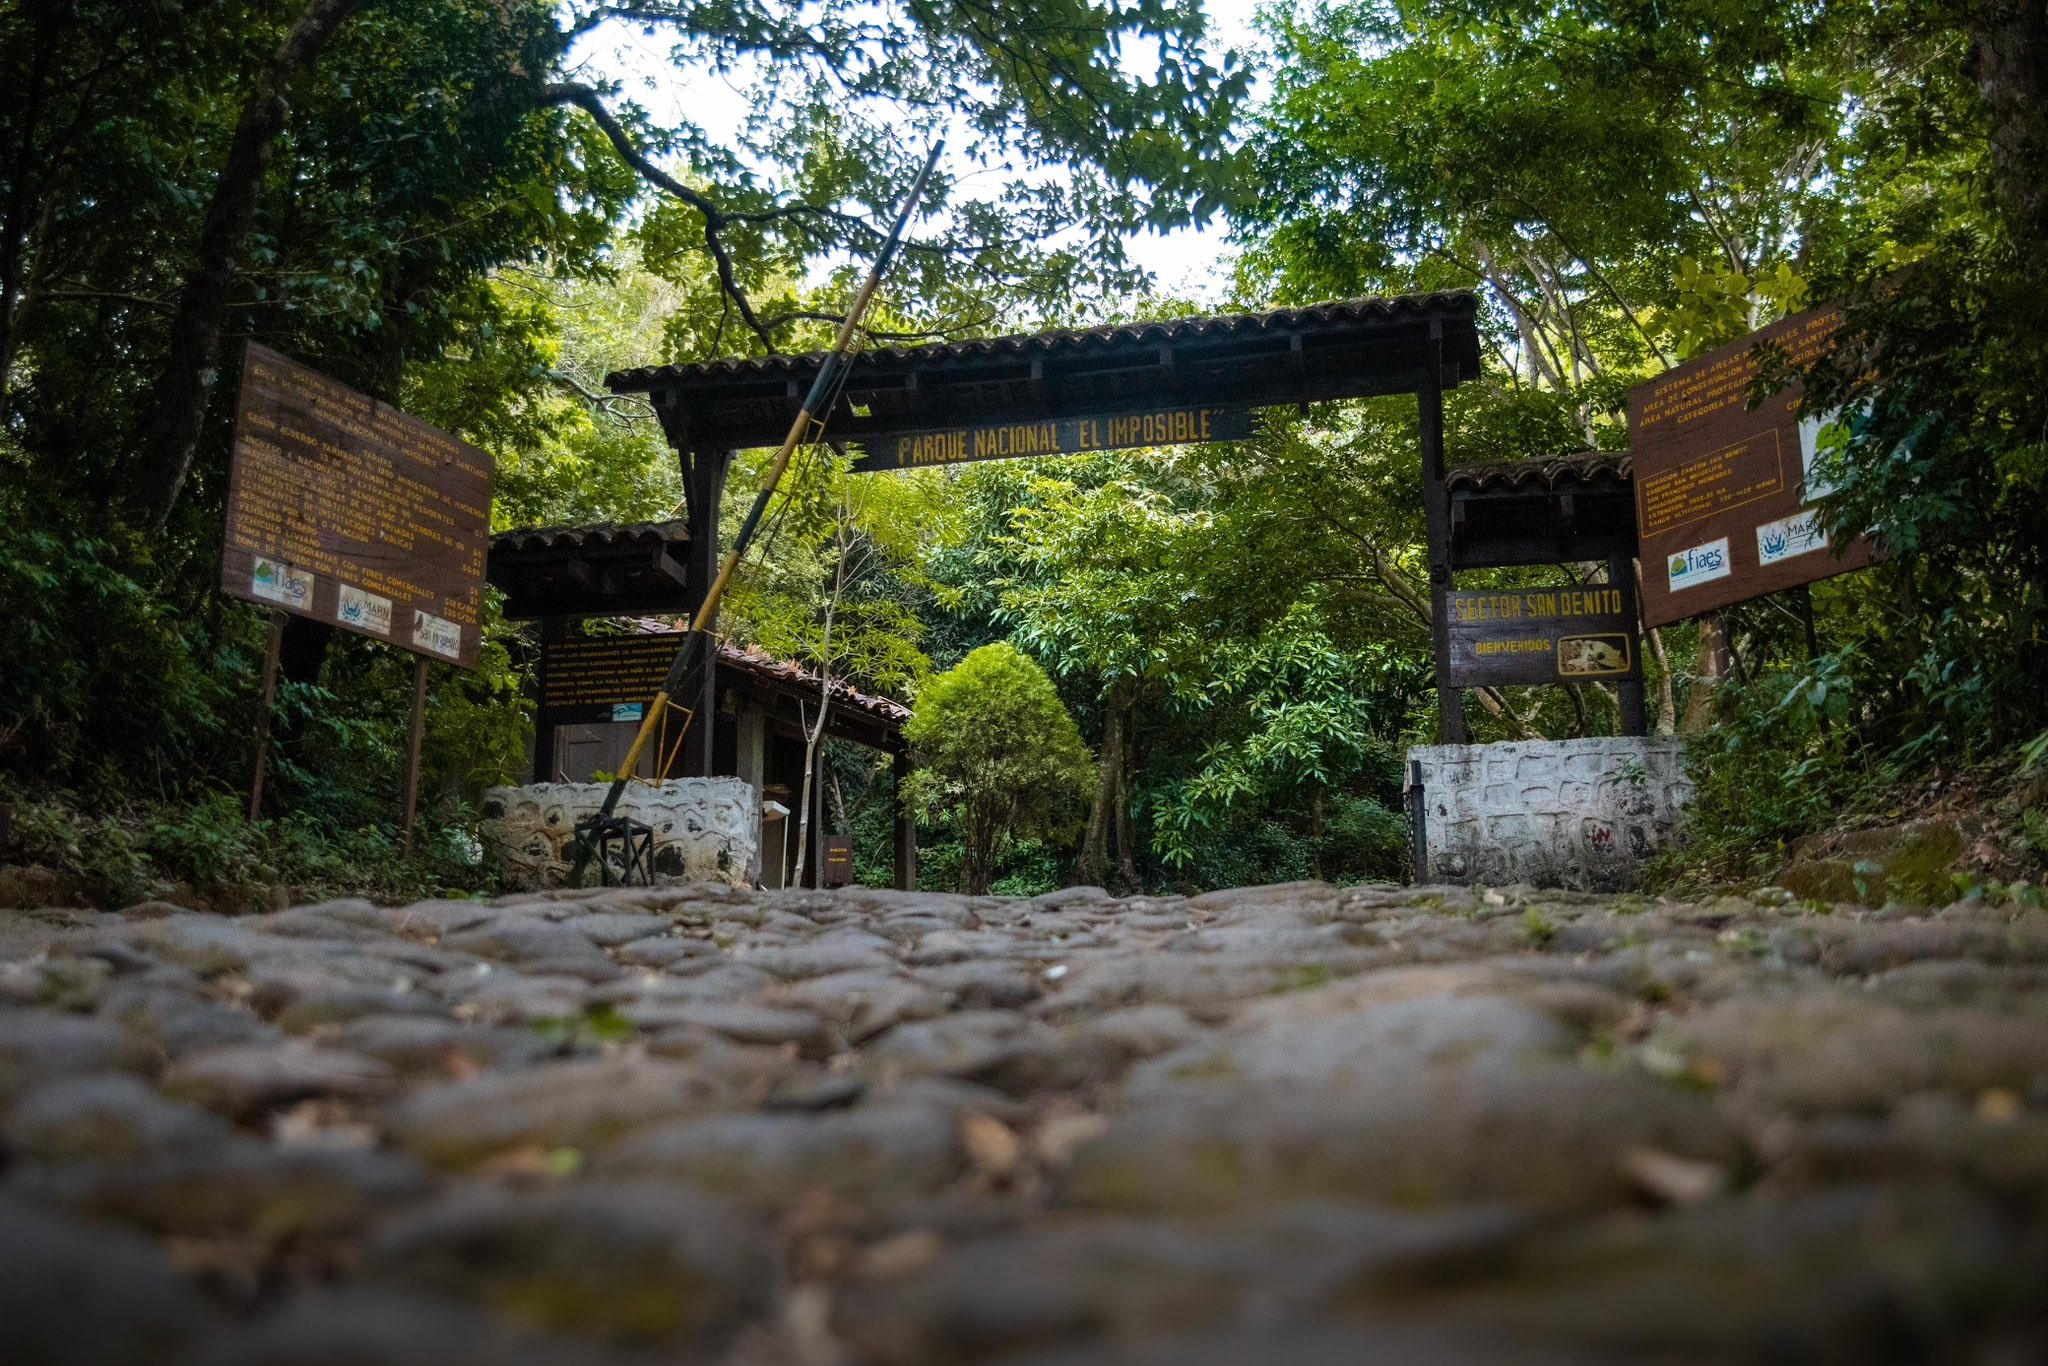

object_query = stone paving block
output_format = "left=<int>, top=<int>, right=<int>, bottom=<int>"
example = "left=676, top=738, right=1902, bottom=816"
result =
left=0, top=878, right=2043, bottom=1361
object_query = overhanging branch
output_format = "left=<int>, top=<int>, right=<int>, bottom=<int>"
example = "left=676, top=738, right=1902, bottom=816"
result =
left=543, top=82, right=778, bottom=352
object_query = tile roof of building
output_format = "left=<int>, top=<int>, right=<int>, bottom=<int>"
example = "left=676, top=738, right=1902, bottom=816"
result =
left=621, top=621, right=909, bottom=730
left=1445, top=451, right=1632, bottom=496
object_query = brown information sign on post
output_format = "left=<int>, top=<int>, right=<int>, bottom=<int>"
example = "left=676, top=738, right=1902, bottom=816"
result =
left=221, top=343, right=493, bottom=669
left=1444, top=588, right=1640, bottom=688
left=537, top=634, right=678, bottom=725
left=1628, top=306, right=1874, bottom=629
left=848, top=405, right=1257, bottom=472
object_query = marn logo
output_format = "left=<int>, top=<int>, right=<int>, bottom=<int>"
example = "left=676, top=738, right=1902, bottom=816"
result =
left=1756, top=511, right=1829, bottom=567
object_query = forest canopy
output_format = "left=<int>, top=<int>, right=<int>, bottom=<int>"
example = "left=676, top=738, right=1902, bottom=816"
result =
left=0, top=0, right=2042, bottom=899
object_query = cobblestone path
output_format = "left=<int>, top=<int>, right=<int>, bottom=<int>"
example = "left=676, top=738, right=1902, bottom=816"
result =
left=3, top=880, right=2047, bottom=1363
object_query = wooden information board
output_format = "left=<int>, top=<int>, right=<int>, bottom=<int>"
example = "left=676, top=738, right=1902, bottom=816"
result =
left=1628, top=306, right=1874, bottom=628
left=220, top=344, right=493, bottom=668
left=1444, top=588, right=1640, bottom=688
left=537, top=634, right=679, bottom=725
left=848, top=404, right=1256, bottom=472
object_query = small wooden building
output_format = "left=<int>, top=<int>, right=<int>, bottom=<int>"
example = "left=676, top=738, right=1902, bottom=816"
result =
left=487, top=521, right=912, bottom=890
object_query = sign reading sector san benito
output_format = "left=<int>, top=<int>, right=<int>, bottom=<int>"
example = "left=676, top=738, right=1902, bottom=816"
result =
left=1444, top=587, right=1640, bottom=688
left=1627, top=305, right=1875, bottom=630
left=848, top=404, right=1256, bottom=472
left=220, top=344, right=494, bottom=669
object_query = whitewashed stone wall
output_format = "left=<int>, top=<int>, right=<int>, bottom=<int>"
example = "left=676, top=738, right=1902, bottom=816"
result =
left=1405, top=737, right=1692, bottom=891
left=480, top=779, right=757, bottom=890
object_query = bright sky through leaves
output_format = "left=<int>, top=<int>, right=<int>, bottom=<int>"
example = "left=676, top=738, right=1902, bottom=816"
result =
left=569, top=0, right=1267, bottom=308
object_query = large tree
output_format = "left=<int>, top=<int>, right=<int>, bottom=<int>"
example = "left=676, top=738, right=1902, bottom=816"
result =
left=1, top=0, right=1247, bottom=531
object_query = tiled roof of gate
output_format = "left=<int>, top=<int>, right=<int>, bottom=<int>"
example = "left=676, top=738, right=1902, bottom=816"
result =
left=1445, top=451, right=1632, bottom=496
left=608, top=291, right=1480, bottom=390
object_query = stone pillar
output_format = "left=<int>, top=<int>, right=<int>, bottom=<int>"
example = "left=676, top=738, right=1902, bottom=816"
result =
left=1406, top=737, right=1693, bottom=890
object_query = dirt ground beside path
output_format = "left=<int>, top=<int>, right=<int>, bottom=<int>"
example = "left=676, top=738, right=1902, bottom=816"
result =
left=3, top=878, right=2046, bottom=1363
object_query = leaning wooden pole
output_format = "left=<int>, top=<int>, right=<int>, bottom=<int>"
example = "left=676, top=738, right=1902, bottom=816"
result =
left=571, top=141, right=943, bottom=884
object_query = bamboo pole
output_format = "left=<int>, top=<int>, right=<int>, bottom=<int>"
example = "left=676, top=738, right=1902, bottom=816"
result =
left=570, top=141, right=943, bottom=883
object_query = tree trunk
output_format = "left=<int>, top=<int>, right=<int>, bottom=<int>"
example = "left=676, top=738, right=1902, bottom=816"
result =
left=962, top=793, right=1009, bottom=896
left=1076, top=680, right=1129, bottom=888
left=791, top=698, right=829, bottom=887
left=1680, top=612, right=1730, bottom=733
left=792, top=500, right=850, bottom=887
left=1308, top=786, right=1326, bottom=881
left=1112, top=713, right=1141, bottom=892
left=1632, top=559, right=1679, bottom=735
left=125, top=0, right=364, bottom=533
left=1971, top=0, right=2048, bottom=248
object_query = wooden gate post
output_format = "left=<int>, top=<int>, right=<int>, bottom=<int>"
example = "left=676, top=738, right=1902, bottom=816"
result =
left=1610, top=551, right=1650, bottom=737
left=1418, top=320, right=1467, bottom=743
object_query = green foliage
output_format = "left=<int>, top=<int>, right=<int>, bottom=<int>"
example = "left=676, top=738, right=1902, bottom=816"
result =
left=1652, top=650, right=1883, bottom=887
left=1232, top=0, right=2044, bottom=879
left=0, top=519, right=236, bottom=785
left=903, top=644, right=1094, bottom=894
left=3, top=783, right=490, bottom=908
left=1149, top=614, right=1409, bottom=875
left=2, top=0, right=2041, bottom=909
left=0, top=0, right=1240, bottom=892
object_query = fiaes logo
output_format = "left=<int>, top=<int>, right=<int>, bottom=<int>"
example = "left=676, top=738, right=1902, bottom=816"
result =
left=1667, top=537, right=1732, bottom=591
left=251, top=557, right=313, bottom=609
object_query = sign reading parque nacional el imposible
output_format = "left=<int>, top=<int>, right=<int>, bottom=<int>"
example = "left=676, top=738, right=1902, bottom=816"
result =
left=847, top=405, right=1258, bottom=472
left=1627, top=305, right=1875, bottom=630
left=1444, top=587, right=1640, bottom=689
left=220, top=344, right=494, bottom=669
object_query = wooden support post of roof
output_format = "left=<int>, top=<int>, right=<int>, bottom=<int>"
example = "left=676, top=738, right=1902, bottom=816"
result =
left=1610, top=550, right=1650, bottom=737
left=1419, top=320, right=1467, bottom=745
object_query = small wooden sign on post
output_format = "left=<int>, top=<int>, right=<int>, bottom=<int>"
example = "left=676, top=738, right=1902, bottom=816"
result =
left=221, top=344, right=494, bottom=845
left=1628, top=306, right=1875, bottom=629
left=822, top=835, right=856, bottom=888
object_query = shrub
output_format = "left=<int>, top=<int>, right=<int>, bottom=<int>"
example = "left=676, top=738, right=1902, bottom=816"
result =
left=902, top=643, right=1093, bottom=894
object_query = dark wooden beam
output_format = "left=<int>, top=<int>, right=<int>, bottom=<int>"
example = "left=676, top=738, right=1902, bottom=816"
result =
left=1611, top=551, right=1650, bottom=737
left=1418, top=321, right=1466, bottom=744
left=651, top=547, right=689, bottom=587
